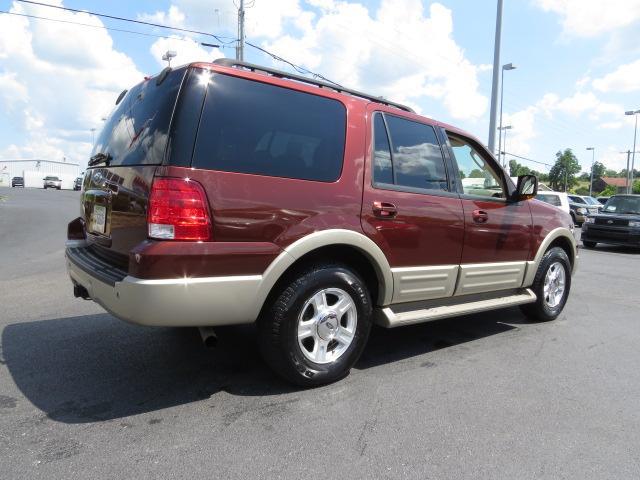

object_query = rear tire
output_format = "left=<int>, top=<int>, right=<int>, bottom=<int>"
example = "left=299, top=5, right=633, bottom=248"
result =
left=258, top=263, right=373, bottom=387
left=583, top=240, right=597, bottom=248
left=520, top=247, right=571, bottom=322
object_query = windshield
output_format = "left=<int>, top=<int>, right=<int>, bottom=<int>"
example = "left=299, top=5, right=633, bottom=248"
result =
left=45, top=176, right=59, bottom=181
left=603, top=196, right=640, bottom=215
left=91, top=67, right=185, bottom=166
left=584, top=196, right=600, bottom=205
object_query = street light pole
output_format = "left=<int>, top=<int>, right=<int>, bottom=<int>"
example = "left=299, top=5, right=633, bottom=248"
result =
left=90, top=128, right=96, bottom=146
left=498, top=63, right=516, bottom=161
left=625, top=109, right=639, bottom=193
left=497, top=125, right=512, bottom=167
left=586, top=147, right=595, bottom=197
left=487, top=0, right=503, bottom=154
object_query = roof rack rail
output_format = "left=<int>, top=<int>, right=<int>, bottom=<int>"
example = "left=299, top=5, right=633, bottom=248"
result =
left=212, top=58, right=415, bottom=113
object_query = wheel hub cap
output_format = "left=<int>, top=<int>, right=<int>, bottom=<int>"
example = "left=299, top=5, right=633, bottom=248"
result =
left=297, top=287, right=358, bottom=364
left=543, top=261, right=566, bottom=309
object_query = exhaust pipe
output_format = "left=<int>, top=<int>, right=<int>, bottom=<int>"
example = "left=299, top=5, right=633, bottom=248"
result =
left=198, top=327, right=218, bottom=348
left=73, top=283, right=91, bottom=300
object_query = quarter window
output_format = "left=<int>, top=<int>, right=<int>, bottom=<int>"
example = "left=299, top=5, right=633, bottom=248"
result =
left=192, top=73, right=346, bottom=182
left=373, top=114, right=393, bottom=185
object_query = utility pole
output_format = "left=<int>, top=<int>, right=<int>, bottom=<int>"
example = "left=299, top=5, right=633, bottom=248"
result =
left=586, top=147, right=595, bottom=197
left=626, top=150, right=631, bottom=194
left=236, top=0, right=245, bottom=61
left=487, top=0, right=504, bottom=154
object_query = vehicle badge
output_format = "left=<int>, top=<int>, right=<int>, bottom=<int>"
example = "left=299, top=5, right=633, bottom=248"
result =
left=607, top=220, right=613, bottom=224
left=93, top=170, right=104, bottom=185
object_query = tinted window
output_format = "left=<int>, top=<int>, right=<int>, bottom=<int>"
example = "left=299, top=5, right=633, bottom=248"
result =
left=92, top=68, right=186, bottom=166
left=384, top=115, right=448, bottom=191
left=373, top=114, right=393, bottom=184
left=603, top=196, right=640, bottom=214
left=192, top=73, right=346, bottom=182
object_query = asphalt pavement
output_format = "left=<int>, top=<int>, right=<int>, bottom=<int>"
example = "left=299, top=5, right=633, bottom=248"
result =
left=1, top=186, right=639, bottom=479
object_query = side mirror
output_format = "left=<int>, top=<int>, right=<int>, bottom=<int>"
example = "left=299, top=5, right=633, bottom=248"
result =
left=514, top=174, right=537, bottom=201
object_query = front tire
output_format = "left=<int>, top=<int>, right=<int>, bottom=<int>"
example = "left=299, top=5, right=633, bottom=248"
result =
left=520, top=247, right=571, bottom=322
left=258, top=263, right=373, bottom=387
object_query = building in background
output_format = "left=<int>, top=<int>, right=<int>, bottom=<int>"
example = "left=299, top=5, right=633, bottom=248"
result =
left=592, top=177, right=630, bottom=194
left=0, top=159, right=81, bottom=189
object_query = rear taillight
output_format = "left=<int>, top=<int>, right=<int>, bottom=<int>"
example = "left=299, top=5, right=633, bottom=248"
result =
left=148, top=177, right=211, bottom=241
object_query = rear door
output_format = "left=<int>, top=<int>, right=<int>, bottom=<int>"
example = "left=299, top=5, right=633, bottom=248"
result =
left=361, top=108, right=464, bottom=304
left=444, top=131, right=533, bottom=296
left=82, top=66, right=196, bottom=262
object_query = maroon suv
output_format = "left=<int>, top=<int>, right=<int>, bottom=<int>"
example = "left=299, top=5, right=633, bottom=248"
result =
left=67, top=59, right=578, bottom=386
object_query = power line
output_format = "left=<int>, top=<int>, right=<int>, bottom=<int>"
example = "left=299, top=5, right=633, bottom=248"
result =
left=15, top=0, right=236, bottom=44
left=0, top=10, right=225, bottom=44
left=502, top=151, right=554, bottom=168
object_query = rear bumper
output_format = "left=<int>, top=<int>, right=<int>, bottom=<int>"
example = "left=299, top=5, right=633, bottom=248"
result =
left=66, top=246, right=262, bottom=327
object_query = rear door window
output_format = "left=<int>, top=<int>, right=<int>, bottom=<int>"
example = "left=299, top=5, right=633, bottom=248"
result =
left=372, top=113, right=449, bottom=192
left=192, top=73, right=346, bottom=182
left=536, top=194, right=561, bottom=207
left=92, top=67, right=186, bottom=166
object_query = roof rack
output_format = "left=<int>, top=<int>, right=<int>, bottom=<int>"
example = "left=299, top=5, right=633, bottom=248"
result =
left=213, top=58, right=414, bottom=113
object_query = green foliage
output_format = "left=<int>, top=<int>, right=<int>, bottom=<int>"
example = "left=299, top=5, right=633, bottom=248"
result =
left=591, top=161, right=606, bottom=178
left=468, top=169, right=484, bottom=178
left=548, top=149, right=582, bottom=191
left=459, top=170, right=466, bottom=179
left=604, top=169, right=618, bottom=177
left=573, top=186, right=590, bottom=195
left=599, top=185, right=616, bottom=197
left=634, top=180, right=640, bottom=195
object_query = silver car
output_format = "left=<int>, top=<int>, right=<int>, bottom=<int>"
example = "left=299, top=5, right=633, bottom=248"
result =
left=43, top=176, right=62, bottom=190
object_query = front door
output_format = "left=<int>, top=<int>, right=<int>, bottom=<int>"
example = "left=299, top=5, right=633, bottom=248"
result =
left=444, top=132, right=533, bottom=296
left=361, top=109, right=465, bottom=304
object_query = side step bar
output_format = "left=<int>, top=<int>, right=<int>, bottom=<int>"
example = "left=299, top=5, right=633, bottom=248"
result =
left=374, top=289, right=537, bottom=328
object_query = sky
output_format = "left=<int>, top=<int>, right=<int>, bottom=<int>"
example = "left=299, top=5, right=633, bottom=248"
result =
left=0, top=0, right=639, bottom=174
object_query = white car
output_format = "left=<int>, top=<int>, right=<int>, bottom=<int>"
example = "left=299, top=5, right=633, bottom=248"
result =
left=534, top=191, right=570, bottom=215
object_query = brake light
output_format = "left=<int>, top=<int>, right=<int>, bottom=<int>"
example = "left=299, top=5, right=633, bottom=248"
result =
left=148, top=177, right=211, bottom=241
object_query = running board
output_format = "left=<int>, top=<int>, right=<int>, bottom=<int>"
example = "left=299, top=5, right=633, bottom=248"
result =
left=374, top=289, right=537, bottom=328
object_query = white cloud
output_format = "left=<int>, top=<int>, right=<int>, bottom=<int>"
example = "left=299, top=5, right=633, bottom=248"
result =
left=262, top=0, right=488, bottom=120
left=149, top=35, right=225, bottom=68
left=138, top=5, right=186, bottom=27
left=0, top=1, right=142, bottom=165
left=535, top=0, right=640, bottom=37
left=593, top=59, right=640, bottom=93
left=538, top=91, right=622, bottom=119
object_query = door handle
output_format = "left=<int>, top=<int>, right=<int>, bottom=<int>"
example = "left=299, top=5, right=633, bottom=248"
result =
left=472, top=209, right=489, bottom=223
left=372, top=201, right=398, bottom=218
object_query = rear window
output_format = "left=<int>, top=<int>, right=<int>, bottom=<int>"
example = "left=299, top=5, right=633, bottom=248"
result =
left=536, top=194, right=561, bottom=207
left=45, top=176, right=59, bottom=181
left=92, top=68, right=186, bottom=166
left=191, top=73, right=346, bottom=182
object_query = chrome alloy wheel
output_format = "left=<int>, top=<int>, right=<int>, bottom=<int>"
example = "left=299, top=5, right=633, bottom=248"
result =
left=543, top=261, right=566, bottom=308
left=297, top=287, right=358, bottom=364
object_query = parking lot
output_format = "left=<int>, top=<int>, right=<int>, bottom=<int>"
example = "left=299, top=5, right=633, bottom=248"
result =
left=1, top=187, right=639, bottom=479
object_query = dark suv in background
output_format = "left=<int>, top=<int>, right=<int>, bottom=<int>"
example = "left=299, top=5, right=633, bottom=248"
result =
left=11, top=176, right=24, bottom=187
left=582, top=195, right=640, bottom=248
left=66, top=59, right=577, bottom=386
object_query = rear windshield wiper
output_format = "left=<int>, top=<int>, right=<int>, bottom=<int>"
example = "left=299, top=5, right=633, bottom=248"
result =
left=88, top=152, right=112, bottom=167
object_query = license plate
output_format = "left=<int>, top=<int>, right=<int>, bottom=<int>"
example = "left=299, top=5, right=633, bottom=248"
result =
left=90, top=205, right=106, bottom=234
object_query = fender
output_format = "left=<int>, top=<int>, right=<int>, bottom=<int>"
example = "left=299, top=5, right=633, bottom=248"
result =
left=252, top=229, right=394, bottom=319
left=522, top=227, right=578, bottom=287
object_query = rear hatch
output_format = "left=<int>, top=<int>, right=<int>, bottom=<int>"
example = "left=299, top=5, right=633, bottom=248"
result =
left=82, top=66, right=188, bottom=264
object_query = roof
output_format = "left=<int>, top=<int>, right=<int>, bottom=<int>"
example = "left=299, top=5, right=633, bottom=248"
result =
left=601, top=177, right=630, bottom=187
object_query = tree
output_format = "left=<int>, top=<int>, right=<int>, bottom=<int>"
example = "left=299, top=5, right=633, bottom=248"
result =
left=599, top=185, right=616, bottom=197
left=508, top=159, right=531, bottom=177
left=604, top=169, right=618, bottom=177
left=634, top=180, right=640, bottom=195
left=548, top=149, right=581, bottom=192
left=591, top=161, right=606, bottom=179
left=469, top=169, right=484, bottom=178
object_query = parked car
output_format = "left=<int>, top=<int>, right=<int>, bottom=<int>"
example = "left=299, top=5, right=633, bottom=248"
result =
left=66, top=60, right=577, bottom=386
left=43, top=176, right=62, bottom=189
left=11, top=176, right=24, bottom=187
left=596, top=196, right=610, bottom=205
left=582, top=194, right=640, bottom=248
left=568, top=201, right=590, bottom=226
left=534, top=191, right=571, bottom=215
left=567, top=194, right=601, bottom=214
left=73, top=177, right=83, bottom=191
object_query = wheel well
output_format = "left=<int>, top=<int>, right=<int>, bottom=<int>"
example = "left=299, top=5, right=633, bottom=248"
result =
left=547, top=236, right=575, bottom=268
left=262, top=244, right=383, bottom=313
